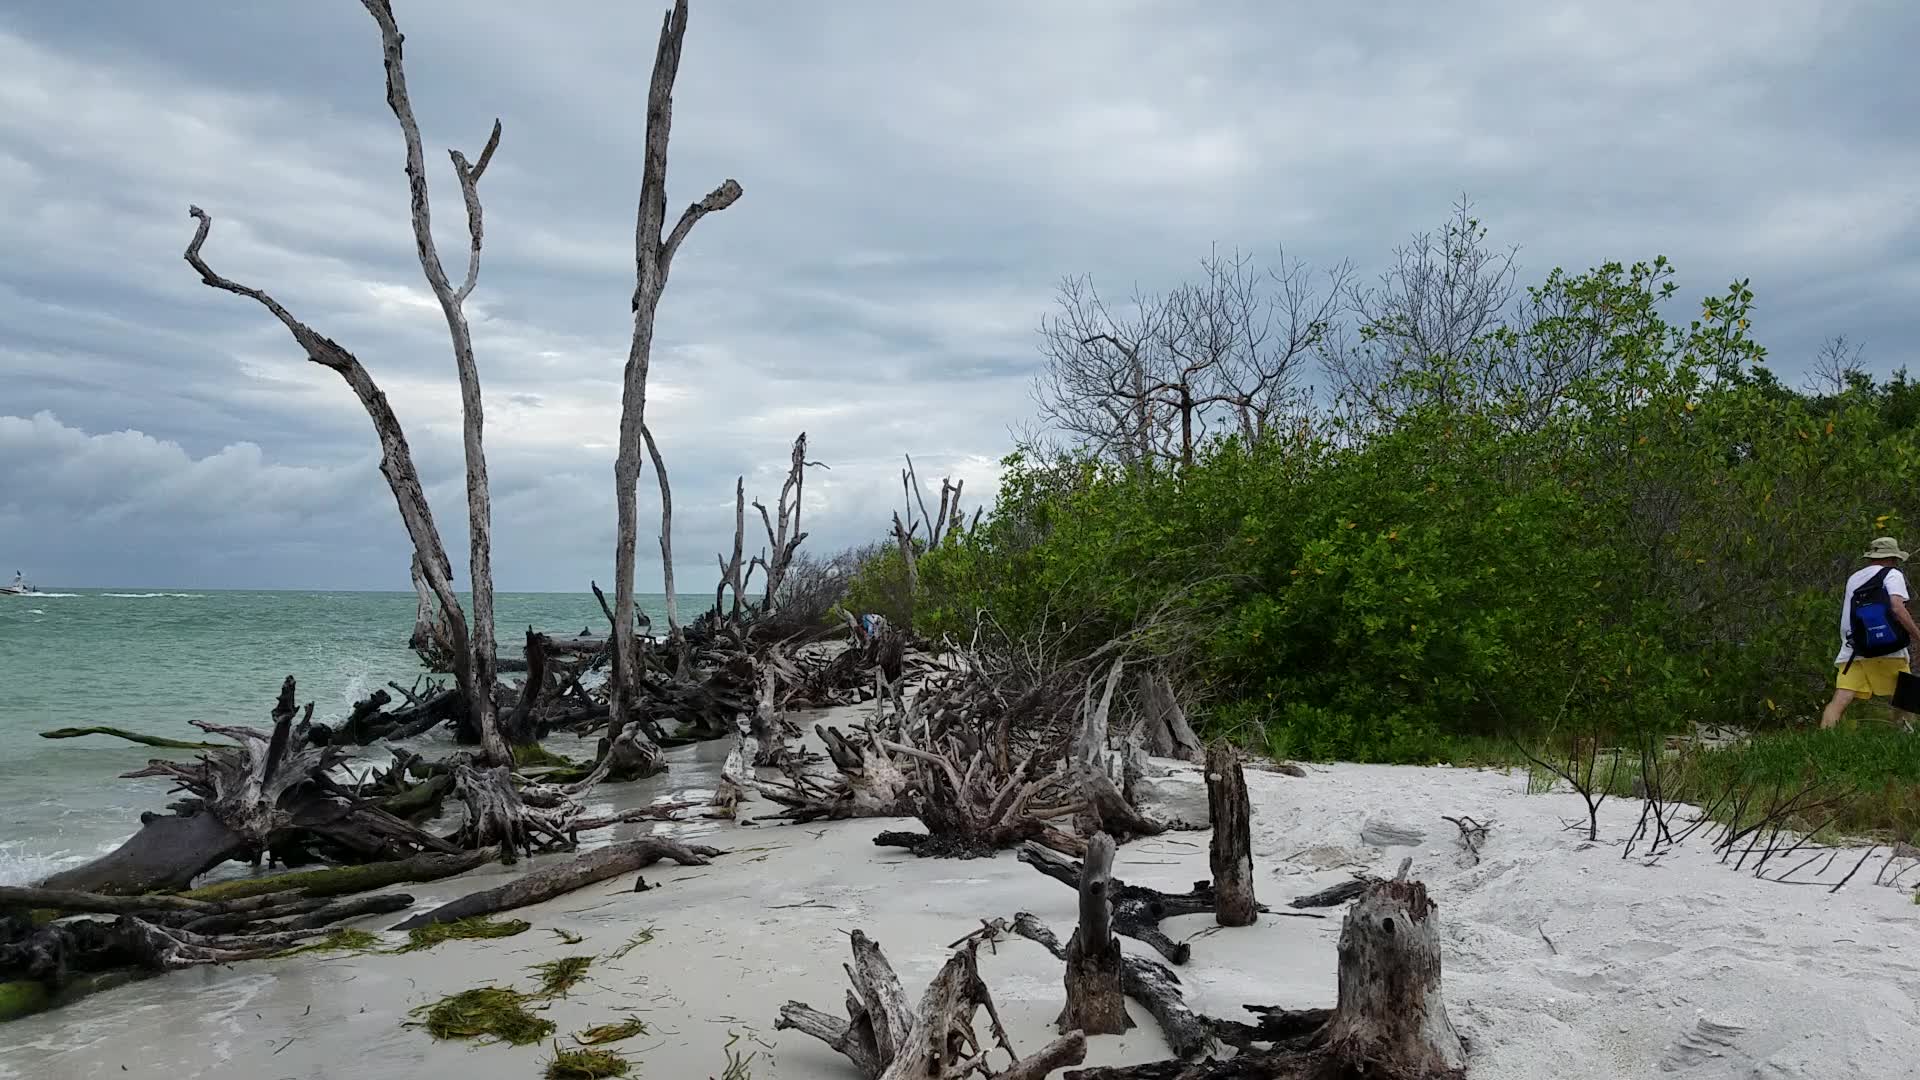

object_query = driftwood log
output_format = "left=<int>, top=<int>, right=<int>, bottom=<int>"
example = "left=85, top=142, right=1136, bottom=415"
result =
left=389, top=837, right=720, bottom=930
left=1206, top=741, right=1258, bottom=926
left=1062, top=879, right=1466, bottom=1080
left=775, top=930, right=1088, bottom=1080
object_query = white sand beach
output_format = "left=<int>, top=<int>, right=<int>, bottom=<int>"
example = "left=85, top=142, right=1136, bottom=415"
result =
left=5, top=707, right=1918, bottom=1080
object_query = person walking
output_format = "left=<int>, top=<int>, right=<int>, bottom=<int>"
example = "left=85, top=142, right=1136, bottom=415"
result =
left=1821, top=536, right=1920, bottom=729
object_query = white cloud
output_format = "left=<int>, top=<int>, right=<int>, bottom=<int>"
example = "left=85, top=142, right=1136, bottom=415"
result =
left=0, top=0, right=1915, bottom=591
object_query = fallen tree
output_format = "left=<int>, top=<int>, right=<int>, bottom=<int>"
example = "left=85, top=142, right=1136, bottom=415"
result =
left=390, top=837, right=721, bottom=931
left=41, top=678, right=454, bottom=895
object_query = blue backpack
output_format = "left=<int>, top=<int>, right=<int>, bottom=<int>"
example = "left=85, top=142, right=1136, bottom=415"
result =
left=1845, top=566, right=1910, bottom=671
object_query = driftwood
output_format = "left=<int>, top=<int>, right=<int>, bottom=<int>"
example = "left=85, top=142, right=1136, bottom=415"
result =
left=38, top=728, right=216, bottom=751
left=389, top=837, right=720, bottom=930
left=1010, top=913, right=1215, bottom=1061
left=1060, top=832, right=1131, bottom=1035
left=1073, top=662, right=1164, bottom=843
left=1206, top=741, right=1258, bottom=926
left=1018, top=843, right=1246, bottom=966
left=1061, top=879, right=1465, bottom=1080
left=42, top=679, right=450, bottom=895
left=752, top=432, right=820, bottom=608
left=177, top=846, right=497, bottom=902
left=3, top=916, right=327, bottom=990
left=775, top=930, right=1087, bottom=1080
left=1138, top=669, right=1203, bottom=762
left=612, top=0, right=742, bottom=743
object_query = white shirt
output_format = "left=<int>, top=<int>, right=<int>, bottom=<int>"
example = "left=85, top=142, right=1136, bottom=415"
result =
left=1836, top=564, right=1911, bottom=663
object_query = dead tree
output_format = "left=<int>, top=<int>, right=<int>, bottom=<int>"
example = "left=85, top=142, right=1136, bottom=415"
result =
left=903, top=454, right=966, bottom=550
left=1063, top=879, right=1466, bottom=1080
left=612, top=0, right=742, bottom=740
left=640, top=422, right=680, bottom=638
left=1018, top=843, right=1248, bottom=966
left=1010, top=912, right=1214, bottom=1061
left=715, top=475, right=751, bottom=617
left=1061, top=832, right=1131, bottom=1035
left=360, top=0, right=509, bottom=765
left=184, top=1, right=511, bottom=764
left=775, top=931, right=1087, bottom=1079
left=1138, top=668, right=1203, bottom=762
left=1207, top=741, right=1257, bottom=926
left=754, top=432, right=821, bottom=609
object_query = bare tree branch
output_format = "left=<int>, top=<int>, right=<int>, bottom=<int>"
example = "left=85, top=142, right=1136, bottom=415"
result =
left=360, top=0, right=507, bottom=764
left=613, top=0, right=741, bottom=738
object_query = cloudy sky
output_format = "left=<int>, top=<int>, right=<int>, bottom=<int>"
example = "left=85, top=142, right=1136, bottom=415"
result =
left=2, top=1, right=1915, bottom=592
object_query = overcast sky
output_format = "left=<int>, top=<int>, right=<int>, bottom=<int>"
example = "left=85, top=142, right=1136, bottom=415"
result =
left=2, top=1, right=1916, bottom=592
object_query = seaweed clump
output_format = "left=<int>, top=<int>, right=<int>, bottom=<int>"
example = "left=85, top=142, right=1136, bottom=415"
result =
left=408, top=986, right=555, bottom=1046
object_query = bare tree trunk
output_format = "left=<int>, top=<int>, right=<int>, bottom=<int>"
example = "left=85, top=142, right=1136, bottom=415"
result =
left=360, top=0, right=508, bottom=765
left=612, top=0, right=742, bottom=736
left=640, top=423, right=679, bottom=635
left=715, top=475, right=749, bottom=617
left=755, top=432, right=816, bottom=609
left=1326, top=879, right=1466, bottom=1075
left=183, top=214, right=485, bottom=755
left=1206, top=741, right=1257, bottom=926
left=1060, top=832, right=1131, bottom=1036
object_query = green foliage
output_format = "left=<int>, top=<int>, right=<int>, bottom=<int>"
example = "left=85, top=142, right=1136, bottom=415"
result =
left=915, top=257, right=1920, bottom=759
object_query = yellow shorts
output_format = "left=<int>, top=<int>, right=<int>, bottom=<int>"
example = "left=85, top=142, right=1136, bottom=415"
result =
left=1836, top=656, right=1911, bottom=699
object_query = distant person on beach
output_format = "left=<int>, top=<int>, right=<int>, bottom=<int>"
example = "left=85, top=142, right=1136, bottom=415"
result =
left=1822, top=536, right=1920, bottom=729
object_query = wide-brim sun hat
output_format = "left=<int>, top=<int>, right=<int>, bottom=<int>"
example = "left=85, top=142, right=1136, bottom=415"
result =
left=1864, top=536, right=1910, bottom=561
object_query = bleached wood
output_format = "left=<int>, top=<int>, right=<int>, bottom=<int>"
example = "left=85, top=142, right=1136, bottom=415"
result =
left=359, top=0, right=507, bottom=764
left=613, top=0, right=741, bottom=735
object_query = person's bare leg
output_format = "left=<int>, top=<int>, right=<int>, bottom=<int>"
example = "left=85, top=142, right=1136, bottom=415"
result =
left=1821, top=688, right=1857, bottom=730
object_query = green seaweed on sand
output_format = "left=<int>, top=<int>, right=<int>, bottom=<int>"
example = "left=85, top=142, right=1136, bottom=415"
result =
left=408, top=986, right=555, bottom=1045
left=276, top=928, right=382, bottom=957
left=574, top=1017, right=649, bottom=1045
left=606, top=926, right=657, bottom=960
left=396, top=915, right=531, bottom=953
left=530, top=955, right=593, bottom=998
left=544, top=1044, right=631, bottom=1079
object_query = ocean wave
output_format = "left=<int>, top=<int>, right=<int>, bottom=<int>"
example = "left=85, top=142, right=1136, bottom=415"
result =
left=101, top=592, right=205, bottom=598
left=15, top=591, right=80, bottom=597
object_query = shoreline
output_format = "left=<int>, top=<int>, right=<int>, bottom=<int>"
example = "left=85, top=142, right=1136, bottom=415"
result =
left=5, top=710, right=1918, bottom=1080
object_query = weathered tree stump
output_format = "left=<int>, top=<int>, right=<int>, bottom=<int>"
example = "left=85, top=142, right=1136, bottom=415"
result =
left=1061, top=832, right=1133, bottom=1036
left=1206, top=741, right=1257, bottom=926
left=1062, top=877, right=1466, bottom=1080
left=1324, top=879, right=1465, bottom=1076
left=775, top=930, right=1088, bottom=1080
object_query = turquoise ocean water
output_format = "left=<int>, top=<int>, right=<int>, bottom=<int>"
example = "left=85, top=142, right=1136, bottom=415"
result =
left=0, top=589, right=668, bottom=885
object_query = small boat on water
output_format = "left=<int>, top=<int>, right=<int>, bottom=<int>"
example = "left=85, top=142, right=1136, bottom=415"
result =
left=3, top=570, right=39, bottom=596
